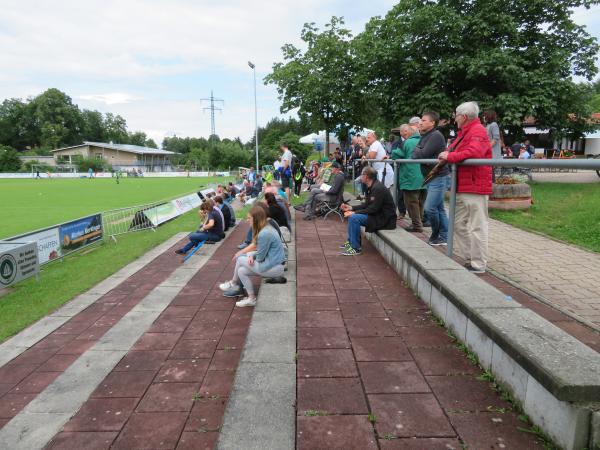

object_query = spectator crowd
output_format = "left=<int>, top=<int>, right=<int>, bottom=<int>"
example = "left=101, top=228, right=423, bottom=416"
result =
left=178, top=101, right=505, bottom=309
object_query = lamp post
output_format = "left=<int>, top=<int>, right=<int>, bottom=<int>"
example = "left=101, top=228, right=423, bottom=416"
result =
left=248, top=61, right=259, bottom=174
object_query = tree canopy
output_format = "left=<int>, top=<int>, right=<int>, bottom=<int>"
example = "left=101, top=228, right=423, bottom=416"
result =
left=0, top=89, right=158, bottom=152
left=266, top=17, right=364, bottom=153
left=267, top=0, right=600, bottom=141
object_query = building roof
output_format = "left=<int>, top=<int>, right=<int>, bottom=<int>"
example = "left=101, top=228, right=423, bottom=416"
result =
left=51, top=142, right=175, bottom=155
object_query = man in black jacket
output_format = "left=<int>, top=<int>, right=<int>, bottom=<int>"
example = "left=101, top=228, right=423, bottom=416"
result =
left=340, top=166, right=397, bottom=255
left=297, top=161, right=345, bottom=220
left=411, top=111, right=451, bottom=246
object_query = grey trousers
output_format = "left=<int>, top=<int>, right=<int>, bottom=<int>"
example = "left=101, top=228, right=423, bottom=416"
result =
left=233, top=255, right=285, bottom=296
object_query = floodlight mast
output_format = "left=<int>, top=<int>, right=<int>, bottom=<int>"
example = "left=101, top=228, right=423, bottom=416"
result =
left=248, top=61, right=259, bottom=172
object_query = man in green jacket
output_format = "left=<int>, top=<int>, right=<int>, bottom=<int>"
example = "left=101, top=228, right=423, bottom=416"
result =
left=392, top=124, right=426, bottom=232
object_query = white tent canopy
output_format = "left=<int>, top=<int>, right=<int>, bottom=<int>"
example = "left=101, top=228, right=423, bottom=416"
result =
left=298, top=131, right=340, bottom=145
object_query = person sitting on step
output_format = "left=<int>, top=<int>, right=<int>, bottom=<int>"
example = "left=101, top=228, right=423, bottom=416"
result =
left=175, top=200, right=225, bottom=254
left=339, top=166, right=397, bottom=256
left=220, top=205, right=286, bottom=307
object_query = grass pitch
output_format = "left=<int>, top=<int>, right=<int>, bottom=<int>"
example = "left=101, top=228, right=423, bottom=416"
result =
left=0, top=176, right=231, bottom=239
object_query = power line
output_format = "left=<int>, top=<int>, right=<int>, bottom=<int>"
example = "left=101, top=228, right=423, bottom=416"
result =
left=200, top=90, right=224, bottom=138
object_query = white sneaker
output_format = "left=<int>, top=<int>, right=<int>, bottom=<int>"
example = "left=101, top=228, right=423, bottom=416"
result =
left=236, top=297, right=257, bottom=307
left=219, top=280, right=236, bottom=291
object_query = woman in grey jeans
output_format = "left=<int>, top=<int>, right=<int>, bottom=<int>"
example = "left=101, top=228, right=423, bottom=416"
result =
left=219, top=205, right=286, bottom=307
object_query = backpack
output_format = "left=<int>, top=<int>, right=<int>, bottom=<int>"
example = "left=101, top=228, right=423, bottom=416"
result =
left=226, top=203, right=236, bottom=227
left=267, top=218, right=289, bottom=261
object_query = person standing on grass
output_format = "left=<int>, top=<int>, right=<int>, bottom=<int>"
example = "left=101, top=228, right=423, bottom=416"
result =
left=175, top=200, right=224, bottom=255
left=220, top=205, right=286, bottom=307
left=438, top=101, right=492, bottom=274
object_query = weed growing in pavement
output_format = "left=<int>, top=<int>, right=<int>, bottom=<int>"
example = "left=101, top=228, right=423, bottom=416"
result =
left=430, top=311, right=558, bottom=449
left=381, top=433, right=397, bottom=440
left=223, top=346, right=236, bottom=351
left=516, top=423, right=557, bottom=450
left=367, top=413, right=377, bottom=423
left=303, top=410, right=329, bottom=416
left=192, top=392, right=204, bottom=401
left=487, top=405, right=511, bottom=414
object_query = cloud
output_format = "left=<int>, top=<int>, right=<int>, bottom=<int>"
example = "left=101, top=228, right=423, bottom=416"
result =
left=1, top=0, right=596, bottom=148
left=78, top=93, right=140, bottom=105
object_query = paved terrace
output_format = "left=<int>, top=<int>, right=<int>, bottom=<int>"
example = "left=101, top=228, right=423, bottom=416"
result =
left=1, top=211, right=594, bottom=448
left=398, top=214, right=600, bottom=349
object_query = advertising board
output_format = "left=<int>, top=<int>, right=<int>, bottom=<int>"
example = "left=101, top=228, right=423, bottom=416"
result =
left=0, top=241, right=39, bottom=287
left=142, top=193, right=203, bottom=227
left=7, top=227, right=62, bottom=265
left=58, top=214, right=103, bottom=255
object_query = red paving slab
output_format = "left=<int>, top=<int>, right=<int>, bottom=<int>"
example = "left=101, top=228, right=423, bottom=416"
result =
left=295, top=214, right=548, bottom=449
left=401, top=218, right=600, bottom=354
left=10, top=224, right=256, bottom=450
left=0, top=238, right=188, bottom=431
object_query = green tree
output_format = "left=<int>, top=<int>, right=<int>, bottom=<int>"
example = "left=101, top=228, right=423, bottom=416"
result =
left=128, top=131, right=148, bottom=146
left=0, top=145, right=22, bottom=172
left=145, top=138, right=158, bottom=149
left=29, top=88, right=83, bottom=149
left=103, top=113, right=128, bottom=143
left=266, top=17, right=361, bottom=155
left=81, top=109, right=105, bottom=143
left=353, top=0, right=599, bottom=138
left=0, top=98, right=36, bottom=150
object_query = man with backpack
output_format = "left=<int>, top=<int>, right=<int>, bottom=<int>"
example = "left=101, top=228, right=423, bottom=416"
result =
left=279, top=143, right=293, bottom=201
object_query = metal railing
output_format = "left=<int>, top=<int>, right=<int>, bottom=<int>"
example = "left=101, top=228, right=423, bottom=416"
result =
left=349, top=158, right=600, bottom=257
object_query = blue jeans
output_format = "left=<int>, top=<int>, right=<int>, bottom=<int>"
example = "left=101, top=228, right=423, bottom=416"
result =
left=244, top=228, right=253, bottom=244
left=182, top=231, right=221, bottom=252
left=424, top=175, right=450, bottom=241
left=347, top=214, right=368, bottom=250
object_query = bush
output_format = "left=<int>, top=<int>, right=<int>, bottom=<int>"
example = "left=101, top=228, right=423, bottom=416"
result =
left=0, top=145, right=22, bottom=172
left=76, top=157, right=110, bottom=172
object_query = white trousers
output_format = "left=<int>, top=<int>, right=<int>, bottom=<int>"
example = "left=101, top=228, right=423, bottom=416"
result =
left=453, top=193, right=489, bottom=271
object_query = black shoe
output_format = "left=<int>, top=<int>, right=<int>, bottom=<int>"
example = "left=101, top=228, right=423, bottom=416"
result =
left=175, top=249, right=186, bottom=255
left=265, top=277, right=287, bottom=284
left=405, top=227, right=423, bottom=232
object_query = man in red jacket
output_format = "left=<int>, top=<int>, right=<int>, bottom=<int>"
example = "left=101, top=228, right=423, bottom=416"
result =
left=438, top=101, right=492, bottom=274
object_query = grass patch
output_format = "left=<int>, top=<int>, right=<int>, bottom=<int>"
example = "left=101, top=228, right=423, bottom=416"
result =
left=1, top=176, right=232, bottom=239
left=489, top=182, right=600, bottom=253
left=0, top=210, right=200, bottom=343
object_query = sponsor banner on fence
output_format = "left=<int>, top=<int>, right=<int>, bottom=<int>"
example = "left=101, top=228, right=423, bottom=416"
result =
left=0, top=241, right=39, bottom=287
left=59, top=214, right=103, bottom=254
left=7, top=227, right=62, bottom=265
left=172, top=193, right=202, bottom=215
left=142, top=192, right=203, bottom=227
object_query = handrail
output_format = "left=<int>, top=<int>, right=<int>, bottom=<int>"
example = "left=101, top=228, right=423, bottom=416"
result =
left=350, top=157, right=599, bottom=258
left=359, top=158, right=600, bottom=169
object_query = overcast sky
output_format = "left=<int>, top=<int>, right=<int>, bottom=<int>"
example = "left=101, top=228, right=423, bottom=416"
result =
left=1, top=1, right=598, bottom=147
